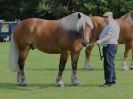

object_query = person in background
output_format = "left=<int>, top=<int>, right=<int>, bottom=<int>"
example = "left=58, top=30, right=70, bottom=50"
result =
left=96, top=11, right=120, bottom=87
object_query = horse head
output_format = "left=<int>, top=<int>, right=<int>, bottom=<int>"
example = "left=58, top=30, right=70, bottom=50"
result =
left=60, top=12, right=93, bottom=47
left=76, top=12, right=93, bottom=47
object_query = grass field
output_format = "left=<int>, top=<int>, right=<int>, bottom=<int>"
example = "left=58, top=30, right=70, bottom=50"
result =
left=0, top=43, right=133, bottom=99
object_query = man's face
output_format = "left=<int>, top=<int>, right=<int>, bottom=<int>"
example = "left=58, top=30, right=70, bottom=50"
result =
left=104, top=16, right=110, bottom=24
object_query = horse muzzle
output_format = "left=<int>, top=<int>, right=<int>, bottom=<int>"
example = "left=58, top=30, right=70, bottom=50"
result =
left=81, top=41, right=89, bottom=47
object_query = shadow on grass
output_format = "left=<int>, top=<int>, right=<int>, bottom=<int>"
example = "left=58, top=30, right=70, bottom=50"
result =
left=0, top=83, right=55, bottom=90
left=31, top=83, right=99, bottom=88
left=0, top=83, right=28, bottom=90
left=26, top=68, right=70, bottom=71
left=27, top=68, right=103, bottom=71
left=81, top=68, right=103, bottom=71
left=0, top=82, right=100, bottom=90
left=29, top=83, right=56, bottom=89
left=63, top=83, right=99, bottom=88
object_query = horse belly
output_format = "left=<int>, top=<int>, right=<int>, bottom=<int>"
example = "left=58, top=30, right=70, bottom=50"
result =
left=118, top=36, right=125, bottom=44
left=35, top=40, right=62, bottom=54
left=39, top=47, right=62, bottom=54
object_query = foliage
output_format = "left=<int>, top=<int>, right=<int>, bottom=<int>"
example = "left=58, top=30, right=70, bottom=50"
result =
left=0, top=0, right=133, bottom=20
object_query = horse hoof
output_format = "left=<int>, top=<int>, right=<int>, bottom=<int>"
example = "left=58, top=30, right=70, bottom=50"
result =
left=84, top=64, right=94, bottom=70
left=18, top=83, right=27, bottom=87
left=130, top=67, right=133, bottom=70
left=84, top=66, right=94, bottom=71
left=71, top=79, right=80, bottom=86
left=121, top=66, right=128, bottom=71
left=17, top=80, right=28, bottom=87
left=56, top=80, right=64, bottom=87
left=84, top=61, right=95, bottom=70
left=56, top=84, right=64, bottom=87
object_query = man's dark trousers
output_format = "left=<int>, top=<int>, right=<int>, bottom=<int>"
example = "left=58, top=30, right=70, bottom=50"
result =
left=102, top=44, right=118, bottom=84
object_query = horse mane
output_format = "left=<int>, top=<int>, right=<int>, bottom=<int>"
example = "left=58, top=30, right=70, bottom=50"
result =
left=91, top=16, right=105, bottom=38
left=76, top=13, right=93, bottom=31
left=123, top=13, right=129, bottom=19
left=60, top=12, right=93, bottom=32
left=122, top=10, right=133, bottom=25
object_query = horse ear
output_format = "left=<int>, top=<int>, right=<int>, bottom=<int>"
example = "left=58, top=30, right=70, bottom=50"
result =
left=89, top=14, right=92, bottom=17
left=78, top=13, right=81, bottom=19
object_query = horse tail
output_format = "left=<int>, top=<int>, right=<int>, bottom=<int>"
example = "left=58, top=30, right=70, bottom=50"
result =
left=8, top=33, right=20, bottom=72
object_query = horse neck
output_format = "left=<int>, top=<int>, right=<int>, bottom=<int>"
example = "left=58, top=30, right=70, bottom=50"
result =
left=59, top=16, right=79, bottom=32
left=90, top=16, right=105, bottom=42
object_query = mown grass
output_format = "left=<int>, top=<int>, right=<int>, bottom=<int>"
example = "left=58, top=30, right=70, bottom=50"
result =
left=0, top=43, right=133, bottom=99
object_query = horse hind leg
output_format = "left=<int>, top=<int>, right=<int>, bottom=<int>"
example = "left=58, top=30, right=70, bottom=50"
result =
left=56, top=51, right=69, bottom=87
left=84, top=45, right=95, bottom=70
left=121, top=43, right=131, bottom=70
left=71, top=51, right=80, bottom=86
left=130, top=50, right=133, bottom=70
left=129, top=42, right=133, bottom=70
left=17, top=48, right=29, bottom=86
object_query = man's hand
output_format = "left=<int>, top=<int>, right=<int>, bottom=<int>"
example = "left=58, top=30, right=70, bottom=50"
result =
left=95, top=34, right=112, bottom=45
left=95, top=40, right=102, bottom=45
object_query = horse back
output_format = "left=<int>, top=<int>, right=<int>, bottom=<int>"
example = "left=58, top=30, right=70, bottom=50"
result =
left=13, top=18, right=61, bottom=50
left=116, top=18, right=133, bottom=43
left=12, top=18, right=82, bottom=53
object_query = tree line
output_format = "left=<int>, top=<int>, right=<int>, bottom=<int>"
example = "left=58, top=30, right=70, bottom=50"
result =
left=0, top=0, right=133, bottom=21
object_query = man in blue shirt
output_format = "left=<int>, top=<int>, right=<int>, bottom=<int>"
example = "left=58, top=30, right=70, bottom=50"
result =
left=96, top=11, right=120, bottom=87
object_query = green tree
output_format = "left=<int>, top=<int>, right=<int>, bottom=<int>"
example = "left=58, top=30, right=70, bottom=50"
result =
left=0, top=0, right=21, bottom=20
left=0, top=0, right=133, bottom=20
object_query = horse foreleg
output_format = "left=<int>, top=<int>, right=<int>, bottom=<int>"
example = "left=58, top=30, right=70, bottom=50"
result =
left=84, top=45, right=95, bottom=70
left=56, top=51, right=69, bottom=87
left=71, top=51, right=80, bottom=86
left=17, top=49, right=29, bottom=86
left=121, top=43, right=130, bottom=70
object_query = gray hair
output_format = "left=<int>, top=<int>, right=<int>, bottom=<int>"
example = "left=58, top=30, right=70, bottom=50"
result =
left=60, top=12, right=93, bottom=32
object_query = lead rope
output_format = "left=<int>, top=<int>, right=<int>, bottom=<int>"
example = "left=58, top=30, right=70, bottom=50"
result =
left=83, top=15, right=103, bottom=60
left=86, top=42, right=103, bottom=61
left=98, top=44, right=103, bottom=60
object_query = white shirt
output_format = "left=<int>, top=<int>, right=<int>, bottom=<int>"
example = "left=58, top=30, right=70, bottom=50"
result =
left=99, top=19, right=120, bottom=46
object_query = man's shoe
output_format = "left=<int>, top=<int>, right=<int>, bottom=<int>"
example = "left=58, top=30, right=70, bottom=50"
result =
left=112, top=81, right=116, bottom=85
left=99, top=83, right=112, bottom=87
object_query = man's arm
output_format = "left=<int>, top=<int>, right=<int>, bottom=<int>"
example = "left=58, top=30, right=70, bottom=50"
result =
left=95, top=34, right=112, bottom=44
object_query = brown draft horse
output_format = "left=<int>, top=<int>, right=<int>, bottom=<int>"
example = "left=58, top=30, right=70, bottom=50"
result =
left=8, top=12, right=93, bottom=87
left=84, top=10, right=133, bottom=71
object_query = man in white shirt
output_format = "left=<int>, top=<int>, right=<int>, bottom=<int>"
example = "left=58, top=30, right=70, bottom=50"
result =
left=96, top=11, right=120, bottom=87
